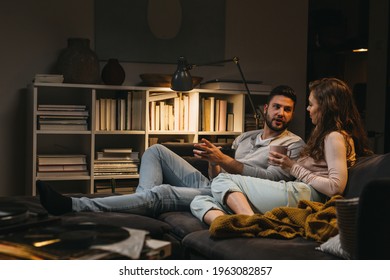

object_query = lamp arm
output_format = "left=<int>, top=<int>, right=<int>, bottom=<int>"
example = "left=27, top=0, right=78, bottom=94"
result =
left=189, top=58, right=239, bottom=68
left=181, top=56, right=264, bottom=129
left=232, top=57, right=264, bottom=125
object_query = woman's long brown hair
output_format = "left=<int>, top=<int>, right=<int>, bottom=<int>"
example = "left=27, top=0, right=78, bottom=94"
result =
left=303, top=78, right=372, bottom=160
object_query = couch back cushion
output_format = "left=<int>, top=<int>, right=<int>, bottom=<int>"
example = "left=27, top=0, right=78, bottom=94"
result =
left=162, top=142, right=234, bottom=177
left=344, top=153, right=390, bottom=198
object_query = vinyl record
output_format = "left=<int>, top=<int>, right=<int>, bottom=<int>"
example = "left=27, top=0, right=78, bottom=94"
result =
left=22, top=223, right=130, bottom=249
left=0, top=203, right=29, bottom=226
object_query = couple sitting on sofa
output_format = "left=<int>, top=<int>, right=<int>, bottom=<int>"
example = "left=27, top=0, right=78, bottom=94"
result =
left=38, top=78, right=372, bottom=233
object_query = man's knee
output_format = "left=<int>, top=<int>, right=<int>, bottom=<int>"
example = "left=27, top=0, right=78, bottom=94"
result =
left=146, top=143, right=172, bottom=157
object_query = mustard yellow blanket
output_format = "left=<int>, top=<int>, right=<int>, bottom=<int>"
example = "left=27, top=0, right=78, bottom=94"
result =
left=209, top=195, right=342, bottom=242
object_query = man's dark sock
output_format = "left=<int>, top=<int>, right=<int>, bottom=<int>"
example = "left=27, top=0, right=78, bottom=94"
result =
left=37, top=180, right=72, bottom=216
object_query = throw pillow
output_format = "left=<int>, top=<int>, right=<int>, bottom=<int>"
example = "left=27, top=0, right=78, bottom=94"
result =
left=316, top=234, right=351, bottom=259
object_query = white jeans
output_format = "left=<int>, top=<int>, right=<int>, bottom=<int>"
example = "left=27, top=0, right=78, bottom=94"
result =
left=190, top=173, right=324, bottom=221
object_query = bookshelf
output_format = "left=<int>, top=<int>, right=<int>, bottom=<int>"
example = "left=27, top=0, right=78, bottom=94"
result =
left=27, top=83, right=268, bottom=195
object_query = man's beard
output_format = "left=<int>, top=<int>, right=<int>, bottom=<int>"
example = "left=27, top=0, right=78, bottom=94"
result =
left=264, top=111, right=289, bottom=132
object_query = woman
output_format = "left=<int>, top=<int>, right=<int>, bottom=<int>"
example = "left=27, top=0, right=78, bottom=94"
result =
left=190, top=78, right=372, bottom=225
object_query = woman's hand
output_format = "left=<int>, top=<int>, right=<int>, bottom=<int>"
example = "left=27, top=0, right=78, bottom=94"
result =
left=268, top=151, right=296, bottom=171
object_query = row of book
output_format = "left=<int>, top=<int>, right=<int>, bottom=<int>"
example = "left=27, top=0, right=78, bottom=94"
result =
left=95, top=91, right=143, bottom=131
left=148, top=92, right=197, bottom=132
left=200, top=97, right=234, bottom=132
left=37, top=104, right=89, bottom=131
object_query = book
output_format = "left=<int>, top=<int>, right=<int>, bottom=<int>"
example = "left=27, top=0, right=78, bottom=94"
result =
left=131, top=92, right=143, bottom=130
left=36, top=110, right=89, bottom=116
left=38, top=105, right=86, bottom=111
left=102, top=148, right=133, bottom=153
left=159, top=101, right=166, bottom=131
left=96, top=152, right=139, bottom=161
left=173, top=97, right=180, bottom=131
left=188, top=93, right=198, bottom=131
left=34, top=74, right=64, bottom=83
left=126, top=92, right=132, bottom=130
left=111, top=98, right=116, bottom=131
left=209, top=97, right=215, bottom=132
left=38, top=124, right=88, bottom=131
left=218, top=99, right=227, bottom=132
left=95, top=99, right=100, bottom=130
left=38, top=119, right=87, bottom=125
left=149, top=101, right=156, bottom=131
left=214, top=98, right=220, bottom=131
left=37, top=155, right=87, bottom=165
left=99, top=98, right=106, bottom=131
left=183, top=95, right=189, bottom=131
left=38, top=165, right=87, bottom=172
left=155, top=104, right=160, bottom=131
left=227, top=113, right=234, bottom=131
left=37, top=170, right=89, bottom=177
left=203, top=98, right=211, bottom=131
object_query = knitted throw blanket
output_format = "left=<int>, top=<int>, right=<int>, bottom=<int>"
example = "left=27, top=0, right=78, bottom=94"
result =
left=209, top=195, right=342, bottom=242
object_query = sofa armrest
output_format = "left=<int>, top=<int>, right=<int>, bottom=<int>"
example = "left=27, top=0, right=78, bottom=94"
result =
left=356, top=178, right=390, bottom=259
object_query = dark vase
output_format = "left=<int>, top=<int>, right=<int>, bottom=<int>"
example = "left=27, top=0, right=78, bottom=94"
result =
left=101, top=58, right=126, bottom=85
left=57, top=38, right=100, bottom=84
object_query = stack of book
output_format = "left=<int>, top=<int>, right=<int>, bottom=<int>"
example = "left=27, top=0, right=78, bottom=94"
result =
left=94, top=179, right=138, bottom=194
left=34, top=74, right=64, bottom=83
left=94, top=148, right=140, bottom=177
left=36, top=154, right=88, bottom=178
left=37, top=104, right=89, bottom=131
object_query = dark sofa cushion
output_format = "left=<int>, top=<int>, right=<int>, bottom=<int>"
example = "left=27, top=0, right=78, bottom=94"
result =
left=182, top=230, right=339, bottom=260
left=158, top=211, right=208, bottom=240
left=356, top=178, right=390, bottom=259
left=162, top=142, right=234, bottom=177
left=344, top=153, right=390, bottom=198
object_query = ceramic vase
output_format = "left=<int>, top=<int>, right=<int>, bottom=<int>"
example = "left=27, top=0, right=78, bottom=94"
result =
left=101, top=58, right=126, bottom=85
left=57, top=38, right=100, bottom=84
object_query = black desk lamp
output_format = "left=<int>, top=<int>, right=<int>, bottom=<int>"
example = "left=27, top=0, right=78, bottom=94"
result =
left=170, top=56, right=263, bottom=129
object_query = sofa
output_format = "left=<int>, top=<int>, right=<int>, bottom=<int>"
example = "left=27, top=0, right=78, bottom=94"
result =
left=1, top=144, right=389, bottom=260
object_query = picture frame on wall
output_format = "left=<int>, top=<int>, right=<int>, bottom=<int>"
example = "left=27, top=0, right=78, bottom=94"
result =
left=95, top=0, right=226, bottom=65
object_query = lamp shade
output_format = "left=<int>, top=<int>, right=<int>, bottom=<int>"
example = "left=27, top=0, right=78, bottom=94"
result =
left=171, top=57, right=193, bottom=91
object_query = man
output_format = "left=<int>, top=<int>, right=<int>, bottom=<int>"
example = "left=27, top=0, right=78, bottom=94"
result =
left=38, top=85, right=305, bottom=217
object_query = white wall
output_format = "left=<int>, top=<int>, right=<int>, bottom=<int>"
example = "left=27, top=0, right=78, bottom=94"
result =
left=0, top=0, right=308, bottom=196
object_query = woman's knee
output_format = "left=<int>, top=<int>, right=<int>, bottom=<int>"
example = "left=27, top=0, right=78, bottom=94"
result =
left=211, top=173, right=236, bottom=202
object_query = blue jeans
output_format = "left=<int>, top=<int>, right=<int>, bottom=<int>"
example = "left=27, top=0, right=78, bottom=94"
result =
left=72, top=144, right=211, bottom=217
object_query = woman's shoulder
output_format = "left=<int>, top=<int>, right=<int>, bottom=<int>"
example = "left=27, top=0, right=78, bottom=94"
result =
left=325, top=131, right=346, bottom=142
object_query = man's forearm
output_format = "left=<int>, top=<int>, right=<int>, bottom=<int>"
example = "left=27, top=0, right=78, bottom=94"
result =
left=220, top=157, right=244, bottom=174
left=208, top=157, right=244, bottom=178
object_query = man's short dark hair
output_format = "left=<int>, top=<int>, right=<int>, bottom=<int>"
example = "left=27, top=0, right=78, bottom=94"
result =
left=267, top=85, right=297, bottom=105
